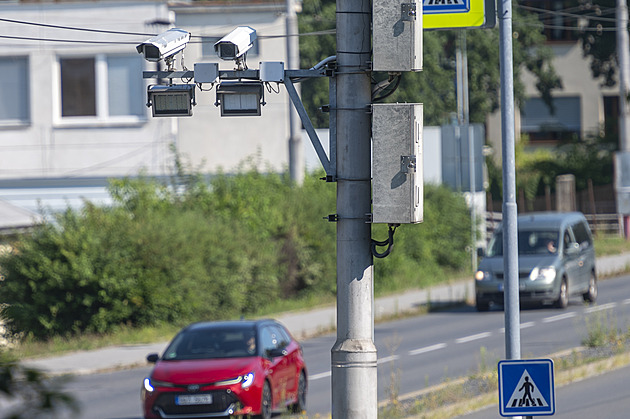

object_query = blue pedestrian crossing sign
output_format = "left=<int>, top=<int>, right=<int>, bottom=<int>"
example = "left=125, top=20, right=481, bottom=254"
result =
left=498, top=359, right=555, bottom=416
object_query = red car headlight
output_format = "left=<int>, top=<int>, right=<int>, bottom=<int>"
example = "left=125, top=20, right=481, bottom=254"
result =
left=241, top=372, right=255, bottom=389
left=213, top=372, right=254, bottom=389
left=143, top=377, right=154, bottom=393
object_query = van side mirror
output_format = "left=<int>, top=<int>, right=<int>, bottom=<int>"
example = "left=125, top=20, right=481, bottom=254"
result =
left=477, top=247, right=485, bottom=258
left=565, top=242, right=580, bottom=255
left=147, top=353, right=159, bottom=363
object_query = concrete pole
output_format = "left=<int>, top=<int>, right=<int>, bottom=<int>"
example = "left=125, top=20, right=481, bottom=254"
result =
left=498, top=0, right=521, bottom=360
left=330, top=0, right=376, bottom=416
left=617, top=0, right=630, bottom=152
left=457, top=31, right=477, bottom=272
left=617, top=0, right=630, bottom=236
left=286, top=0, right=304, bottom=185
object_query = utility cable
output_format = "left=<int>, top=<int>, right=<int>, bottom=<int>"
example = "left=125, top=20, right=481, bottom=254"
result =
left=372, top=74, right=402, bottom=102
left=371, top=224, right=399, bottom=259
left=517, top=4, right=617, bottom=23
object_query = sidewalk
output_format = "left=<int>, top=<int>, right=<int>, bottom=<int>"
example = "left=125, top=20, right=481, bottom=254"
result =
left=22, top=253, right=630, bottom=376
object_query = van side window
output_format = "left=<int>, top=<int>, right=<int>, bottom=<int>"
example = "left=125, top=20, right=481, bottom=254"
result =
left=563, top=231, right=572, bottom=252
left=571, top=221, right=592, bottom=250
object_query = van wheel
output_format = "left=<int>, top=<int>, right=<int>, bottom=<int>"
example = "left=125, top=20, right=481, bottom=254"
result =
left=475, top=299, right=489, bottom=312
left=582, top=272, right=597, bottom=303
left=555, top=278, right=568, bottom=309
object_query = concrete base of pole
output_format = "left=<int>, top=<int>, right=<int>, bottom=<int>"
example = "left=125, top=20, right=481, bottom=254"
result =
left=331, top=339, right=378, bottom=418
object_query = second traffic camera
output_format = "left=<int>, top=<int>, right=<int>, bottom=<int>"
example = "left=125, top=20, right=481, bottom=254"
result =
left=137, top=28, right=191, bottom=62
left=214, top=26, right=257, bottom=61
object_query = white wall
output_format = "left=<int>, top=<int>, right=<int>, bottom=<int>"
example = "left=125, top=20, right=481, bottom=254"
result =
left=0, top=1, right=295, bottom=183
left=0, top=1, right=175, bottom=181
left=486, top=41, right=617, bottom=158
left=303, top=126, right=444, bottom=184
left=172, top=3, right=293, bottom=173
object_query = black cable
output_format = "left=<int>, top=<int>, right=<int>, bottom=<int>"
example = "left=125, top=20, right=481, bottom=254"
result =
left=371, top=224, right=399, bottom=259
left=517, top=5, right=617, bottom=23
left=0, top=16, right=337, bottom=44
left=0, top=34, right=139, bottom=44
left=372, top=75, right=402, bottom=102
left=0, top=17, right=155, bottom=36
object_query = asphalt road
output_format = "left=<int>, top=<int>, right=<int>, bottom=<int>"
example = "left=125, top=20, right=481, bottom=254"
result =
left=56, top=274, right=630, bottom=419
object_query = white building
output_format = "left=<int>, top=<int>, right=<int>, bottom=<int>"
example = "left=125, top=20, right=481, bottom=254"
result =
left=0, top=0, right=297, bottom=222
left=487, top=1, right=618, bottom=156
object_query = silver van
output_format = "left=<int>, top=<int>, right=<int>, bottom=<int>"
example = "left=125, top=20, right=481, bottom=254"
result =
left=475, top=212, right=597, bottom=311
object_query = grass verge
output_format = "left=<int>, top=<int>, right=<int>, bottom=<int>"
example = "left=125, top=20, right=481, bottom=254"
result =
left=377, top=308, right=630, bottom=419
left=390, top=348, right=630, bottom=419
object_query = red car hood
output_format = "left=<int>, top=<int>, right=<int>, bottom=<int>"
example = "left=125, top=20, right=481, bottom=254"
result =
left=152, top=357, right=261, bottom=384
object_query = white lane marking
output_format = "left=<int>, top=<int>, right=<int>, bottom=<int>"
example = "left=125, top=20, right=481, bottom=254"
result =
left=408, top=343, right=447, bottom=356
left=309, top=371, right=331, bottom=381
left=455, top=332, right=491, bottom=344
left=499, top=322, right=536, bottom=333
left=623, top=299, right=630, bottom=305
left=542, top=312, right=576, bottom=323
left=585, top=302, right=617, bottom=313
left=377, top=355, right=400, bottom=365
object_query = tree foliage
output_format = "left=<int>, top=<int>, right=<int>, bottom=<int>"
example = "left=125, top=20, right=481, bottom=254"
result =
left=577, top=0, right=623, bottom=87
left=298, top=0, right=561, bottom=126
left=0, top=160, right=471, bottom=340
left=0, top=350, right=77, bottom=418
left=486, top=132, right=615, bottom=204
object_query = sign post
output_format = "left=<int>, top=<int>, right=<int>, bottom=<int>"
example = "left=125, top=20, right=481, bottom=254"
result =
left=498, top=359, right=555, bottom=417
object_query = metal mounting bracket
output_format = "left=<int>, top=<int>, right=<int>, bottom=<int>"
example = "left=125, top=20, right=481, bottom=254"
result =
left=284, top=76, right=336, bottom=179
left=401, top=3, right=417, bottom=21
left=400, top=155, right=417, bottom=173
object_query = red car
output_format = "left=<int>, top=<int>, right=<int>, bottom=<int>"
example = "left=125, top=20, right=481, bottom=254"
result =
left=141, top=319, right=307, bottom=419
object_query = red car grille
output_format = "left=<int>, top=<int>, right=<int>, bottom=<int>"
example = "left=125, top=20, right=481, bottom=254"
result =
left=153, top=390, right=239, bottom=415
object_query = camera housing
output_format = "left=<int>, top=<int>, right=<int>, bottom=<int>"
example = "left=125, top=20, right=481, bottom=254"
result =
left=214, top=26, right=257, bottom=61
left=136, top=28, right=191, bottom=63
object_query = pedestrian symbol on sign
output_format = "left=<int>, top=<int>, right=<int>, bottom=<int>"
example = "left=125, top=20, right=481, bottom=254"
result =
left=506, top=370, right=549, bottom=408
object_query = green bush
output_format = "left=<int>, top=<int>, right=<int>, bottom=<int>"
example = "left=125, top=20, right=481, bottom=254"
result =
left=0, top=350, right=78, bottom=418
left=374, top=185, right=472, bottom=292
left=0, top=166, right=470, bottom=340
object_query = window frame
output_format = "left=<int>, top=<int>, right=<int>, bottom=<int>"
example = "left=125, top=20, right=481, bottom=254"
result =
left=520, top=95, right=582, bottom=143
left=0, top=55, right=31, bottom=127
left=53, top=53, right=146, bottom=127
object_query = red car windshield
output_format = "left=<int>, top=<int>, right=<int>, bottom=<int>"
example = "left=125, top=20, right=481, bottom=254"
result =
left=162, top=326, right=257, bottom=360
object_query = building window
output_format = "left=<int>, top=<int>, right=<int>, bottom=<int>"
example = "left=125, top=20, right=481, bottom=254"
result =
left=58, top=54, right=144, bottom=123
left=107, top=56, right=145, bottom=117
left=603, top=95, right=619, bottom=139
left=61, top=58, right=96, bottom=117
left=521, top=96, right=581, bottom=142
left=521, top=0, right=578, bottom=42
left=0, top=56, right=30, bottom=125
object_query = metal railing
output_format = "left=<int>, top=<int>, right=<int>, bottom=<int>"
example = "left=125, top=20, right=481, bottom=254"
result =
left=483, top=211, right=622, bottom=242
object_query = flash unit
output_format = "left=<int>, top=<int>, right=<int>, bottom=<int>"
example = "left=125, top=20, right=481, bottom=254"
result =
left=147, top=84, right=196, bottom=117
left=215, top=82, right=264, bottom=117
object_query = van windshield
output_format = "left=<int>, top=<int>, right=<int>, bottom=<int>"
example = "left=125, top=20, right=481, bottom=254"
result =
left=487, top=230, right=560, bottom=257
